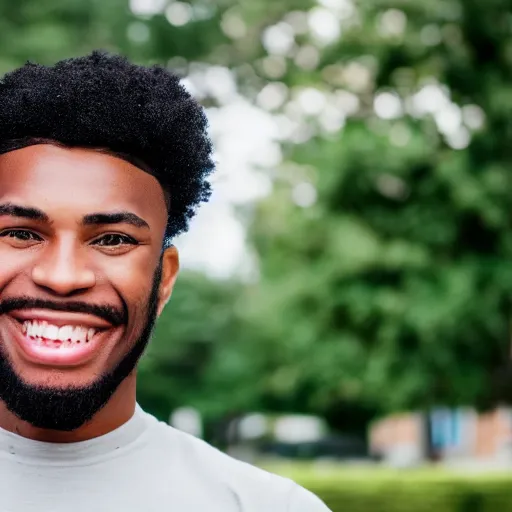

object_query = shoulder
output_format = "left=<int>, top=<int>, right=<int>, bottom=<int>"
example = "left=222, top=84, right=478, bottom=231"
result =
left=142, top=411, right=330, bottom=510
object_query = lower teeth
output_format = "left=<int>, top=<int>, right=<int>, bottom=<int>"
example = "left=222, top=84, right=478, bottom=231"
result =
left=31, top=337, right=87, bottom=345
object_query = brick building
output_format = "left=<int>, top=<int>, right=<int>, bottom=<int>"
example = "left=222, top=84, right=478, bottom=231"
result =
left=369, top=407, right=512, bottom=465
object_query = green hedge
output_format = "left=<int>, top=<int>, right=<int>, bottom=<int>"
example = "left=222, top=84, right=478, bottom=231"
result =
left=262, top=464, right=512, bottom=512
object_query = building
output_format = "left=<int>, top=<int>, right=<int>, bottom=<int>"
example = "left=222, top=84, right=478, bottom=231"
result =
left=369, top=407, right=512, bottom=467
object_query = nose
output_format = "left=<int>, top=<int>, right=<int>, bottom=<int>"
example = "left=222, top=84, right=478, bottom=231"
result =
left=31, top=237, right=96, bottom=296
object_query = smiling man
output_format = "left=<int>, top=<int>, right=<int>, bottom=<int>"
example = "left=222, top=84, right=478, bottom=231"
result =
left=0, top=52, right=331, bottom=511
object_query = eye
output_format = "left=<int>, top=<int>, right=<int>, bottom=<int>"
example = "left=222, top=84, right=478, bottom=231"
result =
left=92, top=233, right=139, bottom=247
left=0, top=229, right=43, bottom=243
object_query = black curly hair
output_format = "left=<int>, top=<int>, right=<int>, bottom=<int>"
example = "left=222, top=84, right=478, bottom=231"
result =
left=0, top=50, right=215, bottom=249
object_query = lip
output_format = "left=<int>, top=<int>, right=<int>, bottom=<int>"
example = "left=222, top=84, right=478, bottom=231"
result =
left=3, top=314, right=120, bottom=368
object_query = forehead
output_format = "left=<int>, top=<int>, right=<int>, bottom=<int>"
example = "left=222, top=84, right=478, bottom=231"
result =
left=0, top=145, right=167, bottom=223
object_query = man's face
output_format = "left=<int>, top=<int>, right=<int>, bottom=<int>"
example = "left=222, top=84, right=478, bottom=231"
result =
left=0, top=144, right=178, bottom=431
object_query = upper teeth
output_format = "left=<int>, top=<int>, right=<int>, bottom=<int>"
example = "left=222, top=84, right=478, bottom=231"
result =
left=22, top=321, right=96, bottom=343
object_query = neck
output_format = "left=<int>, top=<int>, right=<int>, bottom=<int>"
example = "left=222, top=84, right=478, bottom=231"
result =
left=0, top=373, right=137, bottom=443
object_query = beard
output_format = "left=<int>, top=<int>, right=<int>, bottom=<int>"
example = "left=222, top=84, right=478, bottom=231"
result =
left=0, top=261, right=163, bottom=432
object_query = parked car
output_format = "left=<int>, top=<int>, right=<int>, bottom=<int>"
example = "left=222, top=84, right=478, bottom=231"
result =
left=259, top=434, right=375, bottom=462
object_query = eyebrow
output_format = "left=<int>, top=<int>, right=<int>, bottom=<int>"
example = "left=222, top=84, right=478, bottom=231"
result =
left=83, top=212, right=149, bottom=229
left=0, top=203, right=48, bottom=222
left=0, top=202, right=150, bottom=229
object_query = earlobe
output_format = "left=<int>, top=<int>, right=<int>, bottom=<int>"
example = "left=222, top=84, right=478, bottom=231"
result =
left=157, top=245, right=180, bottom=316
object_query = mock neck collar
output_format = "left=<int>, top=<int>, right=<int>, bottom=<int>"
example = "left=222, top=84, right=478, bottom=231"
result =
left=0, top=403, right=149, bottom=465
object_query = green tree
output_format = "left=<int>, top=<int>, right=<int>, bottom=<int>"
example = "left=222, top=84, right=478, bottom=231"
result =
left=242, top=0, right=512, bottom=423
left=138, top=271, right=244, bottom=423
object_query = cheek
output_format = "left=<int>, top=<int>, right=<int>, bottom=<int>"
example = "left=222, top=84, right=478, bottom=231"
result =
left=106, top=252, right=159, bottom=298
left=105, top=253, right=161, bottom=328
left=0, top=250, right=35, bottom=292
left=0, top=245, right=31, bottom=272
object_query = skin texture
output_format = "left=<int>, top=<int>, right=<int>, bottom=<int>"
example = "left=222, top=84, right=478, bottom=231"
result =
left=0, top=144, right=179, bottom=442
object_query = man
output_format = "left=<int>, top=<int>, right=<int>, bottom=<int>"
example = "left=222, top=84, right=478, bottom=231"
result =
left=0, top=52, right=331, bottom=511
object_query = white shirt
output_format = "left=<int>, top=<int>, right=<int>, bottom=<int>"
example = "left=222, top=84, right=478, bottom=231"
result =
left=0, top=405, right=331, bottom=511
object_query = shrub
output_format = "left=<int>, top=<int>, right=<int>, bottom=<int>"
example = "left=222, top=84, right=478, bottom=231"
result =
left=264, top=463, right=512, bottom=512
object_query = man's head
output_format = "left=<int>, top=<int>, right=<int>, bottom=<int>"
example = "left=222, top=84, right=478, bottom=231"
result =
left=0, top=52, right=215, bottom=431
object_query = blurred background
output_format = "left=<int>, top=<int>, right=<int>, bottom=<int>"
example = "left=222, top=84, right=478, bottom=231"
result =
left=3, top=0, right=512, bottom=509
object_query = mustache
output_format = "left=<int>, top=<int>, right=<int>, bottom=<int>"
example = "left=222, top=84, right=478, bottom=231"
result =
left=0, top=297, right=126, bottom=327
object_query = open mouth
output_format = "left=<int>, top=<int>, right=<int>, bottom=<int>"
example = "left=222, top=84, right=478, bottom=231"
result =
left=4, top=312, right=119, bottom=367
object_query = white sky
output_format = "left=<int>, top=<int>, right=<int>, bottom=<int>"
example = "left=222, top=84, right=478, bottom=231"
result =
left=173, top=97, right=279, bottom=280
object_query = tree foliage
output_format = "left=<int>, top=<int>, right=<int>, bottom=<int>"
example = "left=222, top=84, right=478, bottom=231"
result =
left=2, top=0, right=512, bottom=433
left=244, top=0, right=512, bottom=418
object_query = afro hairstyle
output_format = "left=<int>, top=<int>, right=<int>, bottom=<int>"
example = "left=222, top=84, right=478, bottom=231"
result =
left=0, top=50, right=216, bottom=248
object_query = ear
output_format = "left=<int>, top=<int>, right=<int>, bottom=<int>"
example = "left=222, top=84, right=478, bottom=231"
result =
left=157, top=245, right=180, bottom=317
